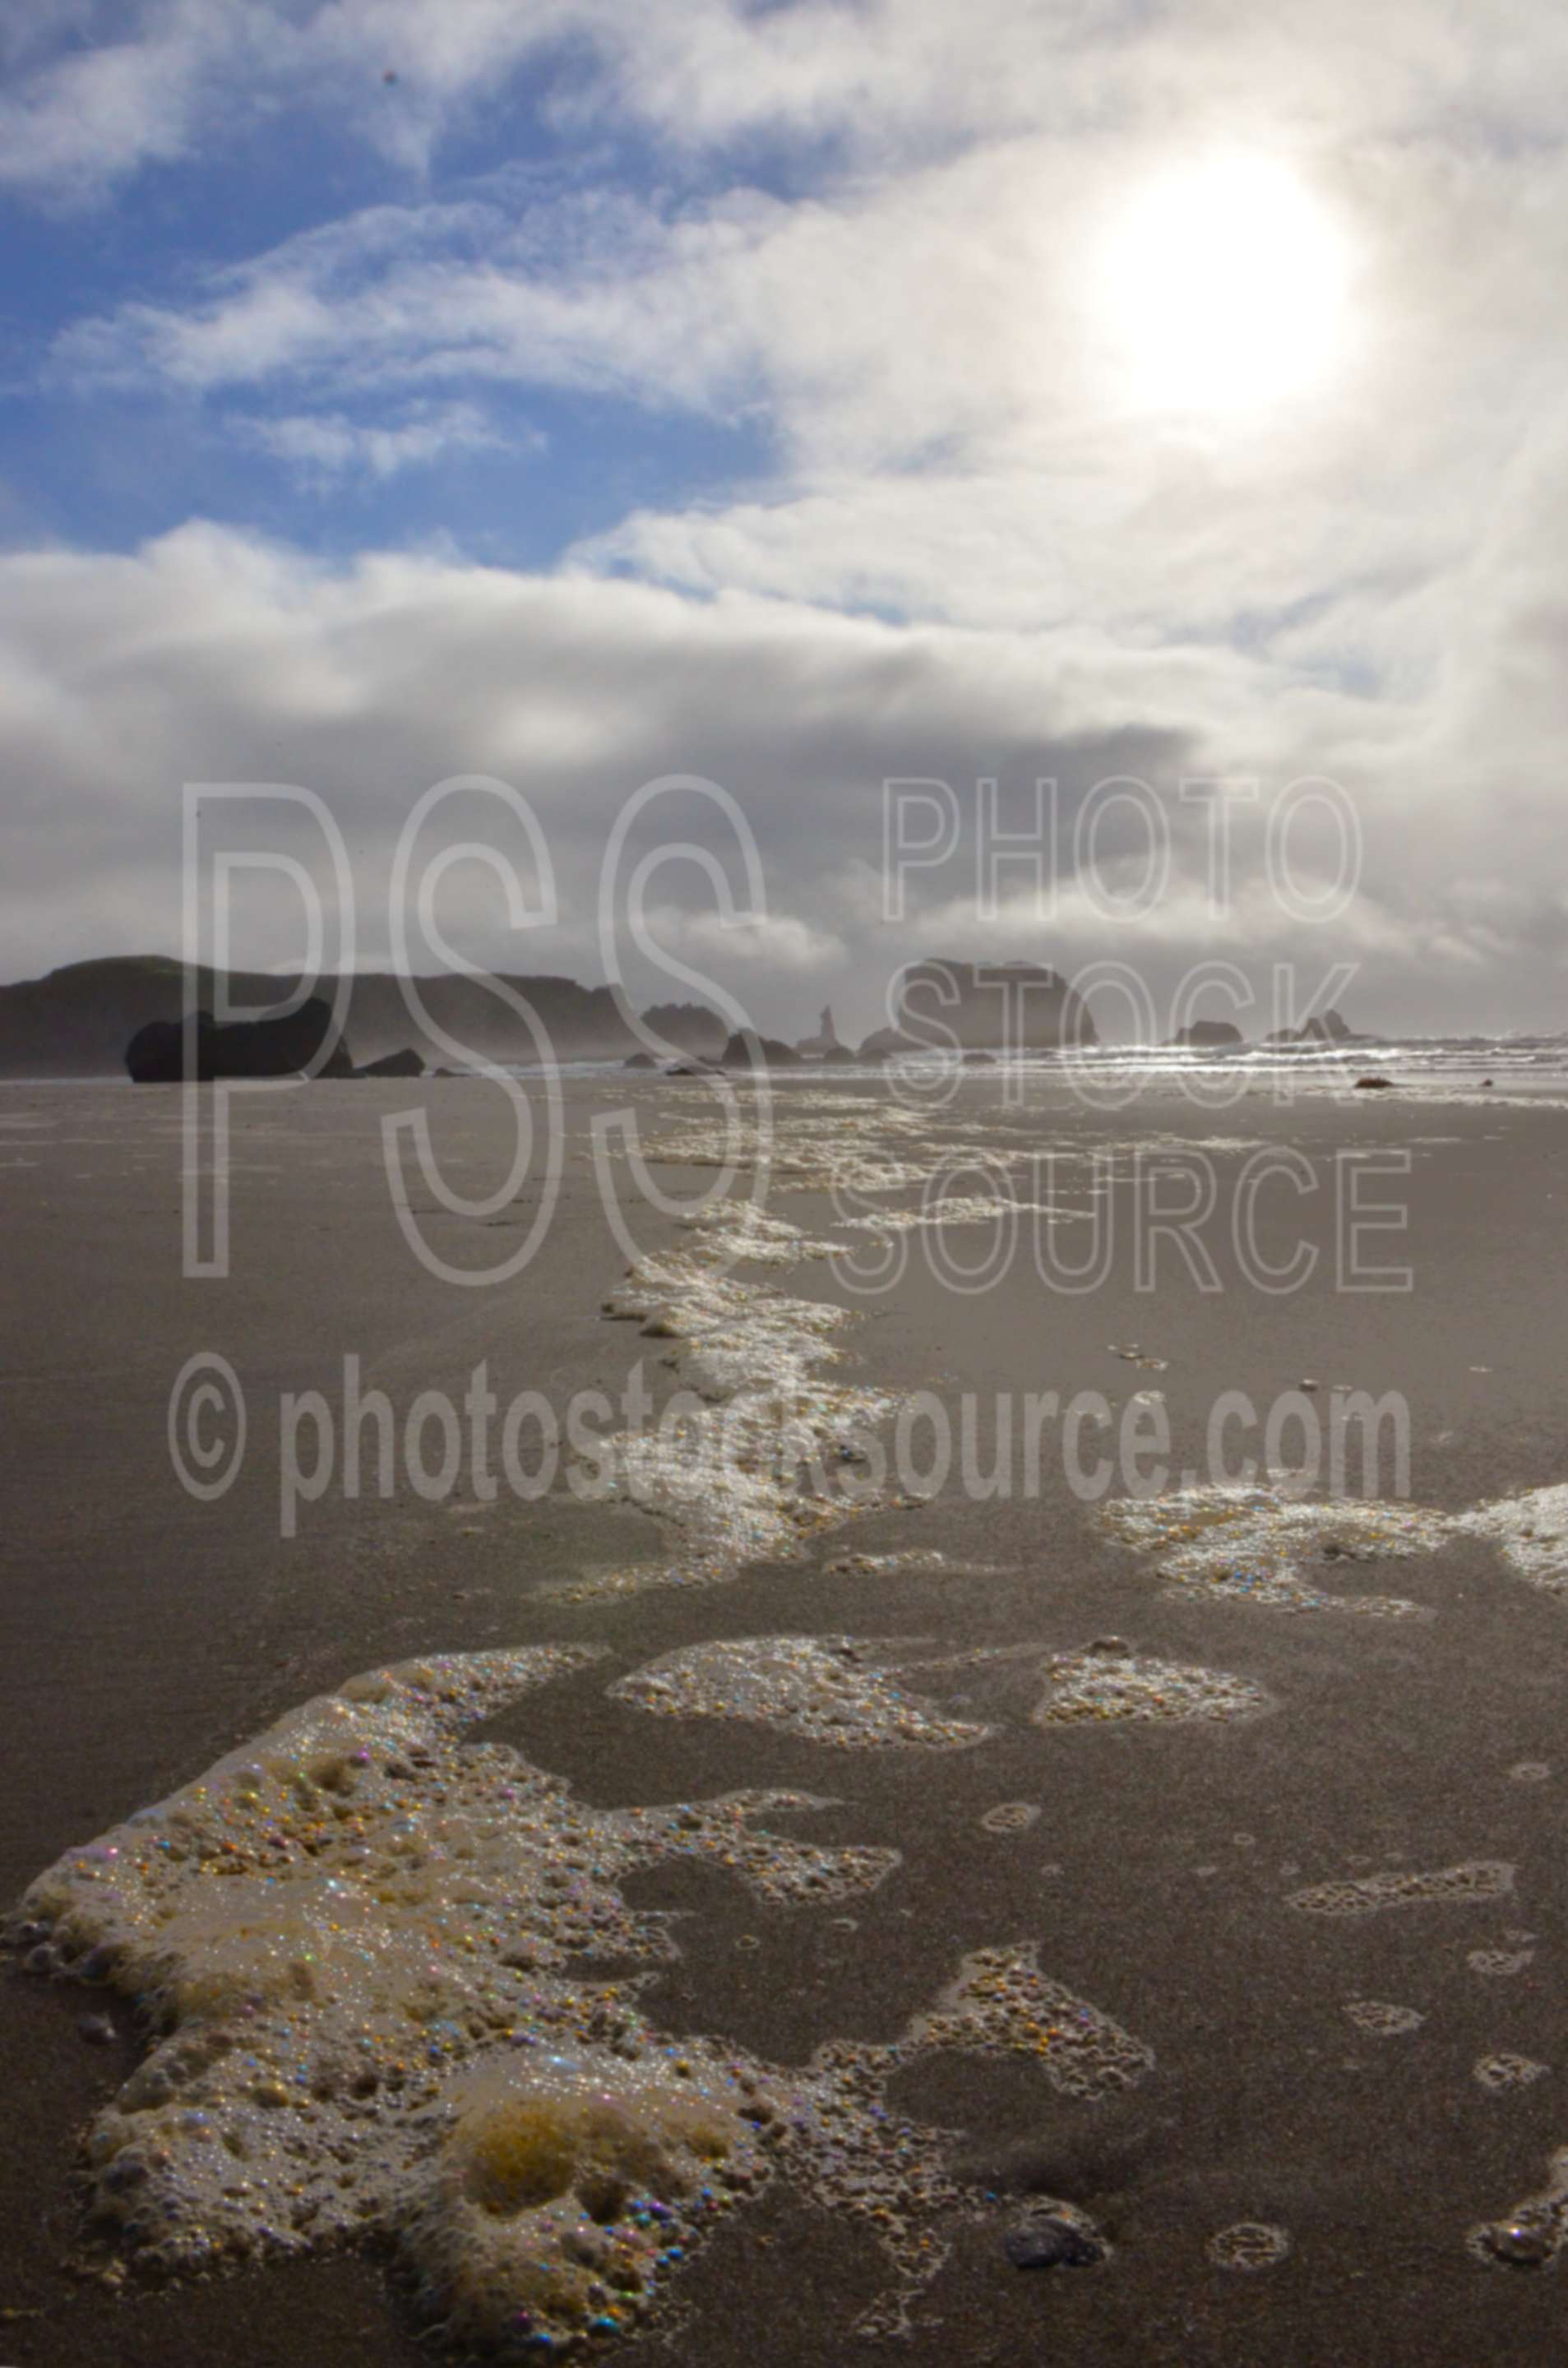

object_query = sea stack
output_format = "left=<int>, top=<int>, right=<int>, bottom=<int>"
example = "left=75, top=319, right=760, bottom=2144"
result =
left=858, top=958, right=1097, bottom=1058
left=125, top=999, right=354, bottom=1082
left=796, top=1004, right=846, bottom=1058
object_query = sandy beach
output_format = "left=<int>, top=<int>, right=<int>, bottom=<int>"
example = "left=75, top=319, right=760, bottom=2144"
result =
left=3, top=1067, right=1568, bottom=2366
left=10, top=0, right=1568, bottom=2351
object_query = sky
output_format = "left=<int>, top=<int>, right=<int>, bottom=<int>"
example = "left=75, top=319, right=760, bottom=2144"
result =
left=2, top=0, right=1567, bottom=1041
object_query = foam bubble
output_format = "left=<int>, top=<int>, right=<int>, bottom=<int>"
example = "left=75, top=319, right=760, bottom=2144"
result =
left=399, top=2039, right=779, bottom=2349
left=1457, top=1483, right=1568, bottom=1598
left=679, top=1200, right=846, bottom=1269
left=820, top=1552, right=1020, bottom=1588
left=628, top=1096, right=1096, bottom=1237
left=611, top=1637, right=992, bottom=1751
left=839, top=1193, right=1085, bottom=1237
left=562, top=1237, right=909, bottom=1602
left=821, top=1549, right=950, bottom=1577
left=9, top=1652, right=1157, bottom=2348
left=980, top=1803, right=1042, bottom=1834
left=1472, top=2147, right=1568, bottom=2267
left=1106, top=1477, right=1568, bottom=1621
left=631, top=1101, right=942, bottom=1200
left=1034, top=1647, right=1271, bottom=1727
left=1344, top=2001, right=1425, bottom=2036
left=9, top=1649, right=890, bottom=2274
left=1469, top=1949, right=1534, bottom=1978
left=1207, top=2222, right=1290, bottom=2271
left=1288, top=1862, right=1515, bottom=1917
left=907, top=1941, right=1156, bottom=2099
left=1099, top=1484, right=1440, bottom=1617
left=1475, top=2054, right=1551, bottom=2093
left=602, top=1243, right=849, bottom=1400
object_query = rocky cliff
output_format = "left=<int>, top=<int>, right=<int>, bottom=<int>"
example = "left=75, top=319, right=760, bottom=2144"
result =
left=0, top=956, right=726, bottom=1077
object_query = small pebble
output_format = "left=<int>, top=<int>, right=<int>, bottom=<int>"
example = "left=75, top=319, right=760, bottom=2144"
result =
left=1004, top=2216, right=1104, bottom=2270
left=1487, top=2220, right=1555, bottom=2267
left=78, top=2013, right=116, bottom=2045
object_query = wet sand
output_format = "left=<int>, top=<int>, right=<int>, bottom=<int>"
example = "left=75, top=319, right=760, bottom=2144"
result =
left=3, top=1071, right=1568, bottom=2365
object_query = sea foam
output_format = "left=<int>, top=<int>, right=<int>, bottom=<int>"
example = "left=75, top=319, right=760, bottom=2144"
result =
left=11, top=1646, right=1155, bottom=2349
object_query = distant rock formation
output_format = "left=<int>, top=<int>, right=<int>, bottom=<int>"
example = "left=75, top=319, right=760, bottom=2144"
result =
left=719, top=1029, right=803, bottom=1068
left=796, top=1005, right=845, bottom=1059
left=1170, top=1020, right=1244, bottom=1049
left=1300, top=1008, right=1353, bottom=1043
left=640, top=1002, right=728, bottom=1061
left=126, top=1000, right=354, bottom=1084
left=858, top=958, right=1097, bottom=1059
left=354, top=1046, right=423, bottom=1079
left=0, top=955, right=731, bottom=1077
left=1266, top=1007, right=1355, bottom=1046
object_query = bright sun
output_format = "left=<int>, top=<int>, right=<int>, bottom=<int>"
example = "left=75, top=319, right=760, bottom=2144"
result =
left=1097, top=155, right=1348, bottom=417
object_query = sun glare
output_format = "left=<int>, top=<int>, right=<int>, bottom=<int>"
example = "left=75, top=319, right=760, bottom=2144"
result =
left=1097, top=155, right=1348, bottom=417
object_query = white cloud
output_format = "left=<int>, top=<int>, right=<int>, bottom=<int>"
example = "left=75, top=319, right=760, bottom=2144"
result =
left=53, top=99, right=1568, bottom=666
left=11, top=0, right=1568, bottom=202
left=0, top=520, right=1563, bottom=1039
left=657, top=906, right=846, bottom=974
left=10, top=5, right=1568, bottom=1043
left=54, top=183, right=782, bottom=414
left=234, top=400, right=518, bottom=481
left=0, top=0, right=1045, bottom=202
left=0, top=0, right=223, bottom=198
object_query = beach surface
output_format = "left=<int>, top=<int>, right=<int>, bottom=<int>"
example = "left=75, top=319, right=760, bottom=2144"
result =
left=3, top=1067, right=1568, bottom=2365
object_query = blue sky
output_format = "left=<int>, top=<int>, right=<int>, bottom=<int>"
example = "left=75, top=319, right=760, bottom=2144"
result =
left=2, top=1, right=1567, bottom=1034
left=2, top=48, right=774, bottom=567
